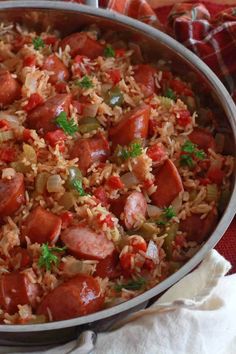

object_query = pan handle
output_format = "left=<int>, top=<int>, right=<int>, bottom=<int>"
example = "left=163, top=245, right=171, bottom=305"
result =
left=84, top=0, right=99, bottom=8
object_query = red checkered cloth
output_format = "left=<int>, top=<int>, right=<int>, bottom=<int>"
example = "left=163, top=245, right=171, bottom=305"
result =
left=69, top=0, right=236, bottom=272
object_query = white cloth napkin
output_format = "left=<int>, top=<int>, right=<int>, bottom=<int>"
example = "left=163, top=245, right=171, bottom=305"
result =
left=2, top=250, right=236, bottom=354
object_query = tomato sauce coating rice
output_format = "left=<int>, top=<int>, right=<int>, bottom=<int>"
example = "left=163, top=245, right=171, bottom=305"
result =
left=0, top=22, right=234, bottom=324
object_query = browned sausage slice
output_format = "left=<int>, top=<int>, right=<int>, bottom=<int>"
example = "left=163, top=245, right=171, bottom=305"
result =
left=42, top=54, right=70, bottom=84
left=133, top=64, right=156, bottom=97
left=0, top=273, right=40, bottom=314
left=151, top=159, right=183, bottom=208
left=180, top=209, right=218, bottom=244
left=70, top=133, right=110, bottom=175
left=26, top=94, right=71, bottom=133
left=21, top=206, right=62, bottom=244
left=189, top=127, right=216, bottom=152
left=60, top=32, right=104, bottom=59
left=0, top=70, right=21, bottom=108
left=109, top=104, right=150, bottom=148
left=110, top=191, right=147, bottom=230
left=61, top=225, right=115, bottom=260
left=0, top=173, right=25, bottom=218
left=37, top=274, right=104, bottom=321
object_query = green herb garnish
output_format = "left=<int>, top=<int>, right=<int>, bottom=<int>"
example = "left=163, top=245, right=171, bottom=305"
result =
left=38, top=244, right=66, bottom=271
left=32, top=37, right=45, bottom=50
left=165, top=88, right=176, bottom=100
left=119, top=142, right=143, bottom=160
left=114, top=277, right=146, bottom=292
left=76, top=76, right=94, bottom=89
left=156, top=220, right=166, bottom=226
left=72, top=179, right=87, bottom=196
left=55, top=111, right=78, bottom=136
left=104, top=45, right=115, bottom=58
left=180, top=140, right=205, bottom=168
left=164, top=206, right=176, bottom=220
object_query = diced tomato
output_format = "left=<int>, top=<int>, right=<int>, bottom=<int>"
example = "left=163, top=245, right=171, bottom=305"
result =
left=60, top=211, right=73, bottom=229
left=142, top=179, right=154, bottom=190
left=72, top=100, right=84, bottom=115
left=148, top=118, right=161, bottom=137
left=206, top=166, right=225, bottom=185
left=55, top=81, right=68, bottom=94
left=0, top=147, right=16, bottom=162
left=161, top=71, right=173, bottom=81
left=174, top=234, right=185, bottom=247
left=143, top=258, right=155, bottom=270
left=23, top=93, right=43, bottom=112
left=23, top=55, right=36, bottom=68
left=0, top=120, right=10, bottom=131
left=108, top=69, right=121, bottom=85
left=96, top=213, right=114, bottom=228
left=176, top=110, right=192, bottom=127
left=120, top=252, right=135, bottom=271
left=183, top=87, right=193, bottom=97
left=93, top=186, right=108, bottom=207
left=13, top=35, right=31, bottom=52
left=45, top=129, right=67, bottom=151
left=44, top=36, right=58, bottom=46
left=115, top=49, right=126, bottom=58
left=199, top=177, right=211, bottom=186
left=106, top=176, right=124, bottom=190
left=128, top=235, right=147, bottom=253
left=74, top=55, right=88, bottom=63
left=170, top=79, right=188, bottom=94
left=147, top=143, right=167, bottom=163
left=22, top=129, right=32, bottom=142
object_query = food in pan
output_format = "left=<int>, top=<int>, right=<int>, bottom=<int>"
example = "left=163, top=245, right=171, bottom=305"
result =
left=0, top=23, right=233, bottom=324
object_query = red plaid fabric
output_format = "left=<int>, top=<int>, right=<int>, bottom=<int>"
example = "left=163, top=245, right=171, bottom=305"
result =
left=67, top=0, right=236, bottom=271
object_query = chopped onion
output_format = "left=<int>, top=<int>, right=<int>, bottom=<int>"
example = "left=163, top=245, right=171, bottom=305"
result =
left=147, top=204, right=162, bottom=218
left=120, top=172, right=139, bottom=188
left=0, top=112, right=19, bottom=126
left=59, top=192, right=75, bottom=210
left=82, top=103, right=99, bottom=118
left=23, top=144, right=37, bottom=164
left=101, top=83, right=112, bottom=94
left=62, top=257, right=94, bottom=276
left=171, top=194, right=183, bottom=214
left=146, top=240, right=158, bottom=261
left=2, top=168, right=16, bottom=179
left=36, top=172, right=50, bottom=194
left=47, top=174, right=63, bottom=193
left=0, top=130, right=14, bottom=142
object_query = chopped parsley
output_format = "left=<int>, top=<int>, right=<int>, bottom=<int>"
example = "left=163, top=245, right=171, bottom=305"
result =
left=165, top=88, right=176, bottom=100
left=119, top=142, right=143, bottom=160
left=72, top=179, right=87, bottom=196
left=180, top=140, right=206, bottom=168
left=38, top=244, right=66, bottom=271
left=76, top=76, right=94, bottom=89
left=164, top=206, right=176, bottom=220
left=32, top=36, right=45, bottom=50
left=55, top=111, right=78, bottom=136
left=114, top=277, right=146, bottom=292
left=104, top=45, right=115, bottom=58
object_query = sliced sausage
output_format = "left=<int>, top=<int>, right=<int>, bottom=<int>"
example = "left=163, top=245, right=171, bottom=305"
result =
left=0, top=70, right=21, bottom=107
left=151, top=159, right=183, bottom=208
left=42, top=54, right=70, bottom=85
left=26, top=94, right=71, bottom=133
left=189, top=127, right=216, bottom=152
left=60, top=32, right=104, bottom=59
left=0, top=173, right=25, bottom=218
left=133, top=64, right=156, bottom=97
left=94, top=251, right=120, bottom=279
left=70, top=133, right=110, bottom=175
left=110, top=191, right=147, bottom=230
left=109, top=104, right=150, bottom=148
left=0, top=272, right=40, bottom=314
left=21, top=206, right=62, bottom=245
left=61, top=225, right=115, bottom=260
left=180, top=209, right=218, bottom=244
left=37, top=274, right=104, bottom=321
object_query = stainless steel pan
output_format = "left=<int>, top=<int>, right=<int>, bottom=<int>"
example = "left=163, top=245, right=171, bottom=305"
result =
left=0, top=0, right=235, bottom=346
